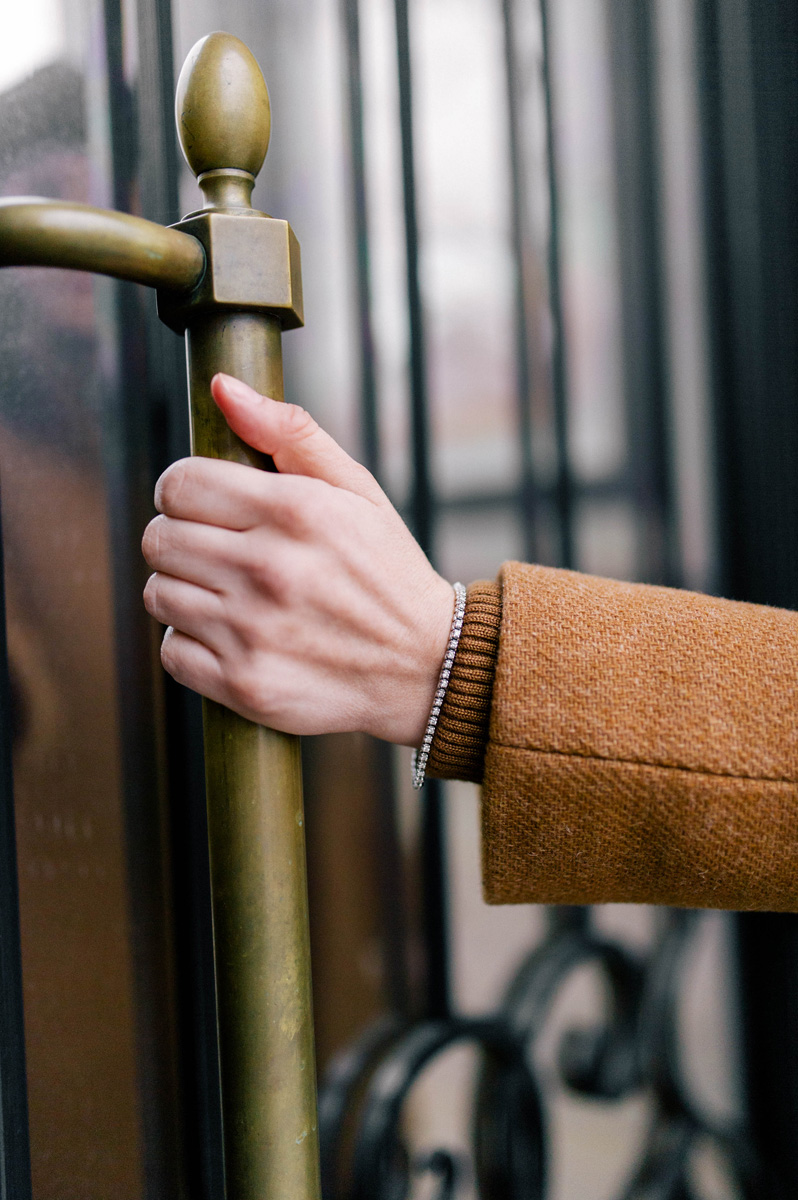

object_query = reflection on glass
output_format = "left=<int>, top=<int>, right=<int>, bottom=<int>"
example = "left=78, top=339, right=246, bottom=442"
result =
left=0, top=45, right=145, bottom=1200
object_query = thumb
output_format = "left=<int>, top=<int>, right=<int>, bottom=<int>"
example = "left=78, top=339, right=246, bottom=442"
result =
left=211, top=373, right=384, bottom=502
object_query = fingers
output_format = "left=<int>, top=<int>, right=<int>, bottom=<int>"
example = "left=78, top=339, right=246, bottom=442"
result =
left=154, top=455, right=333, bottom=535
left=210, top=373, right=385, bottom=503
left=144, top=572, right=225, bottom=646
left=142, top=513, right=249, bottom=591
left=154, top=456, right=271, bottom=530
left=159, top=626, right=226, bottom=702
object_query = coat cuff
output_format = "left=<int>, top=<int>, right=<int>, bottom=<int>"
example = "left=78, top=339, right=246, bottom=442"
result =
left=427, top=580, right=502, bottom=783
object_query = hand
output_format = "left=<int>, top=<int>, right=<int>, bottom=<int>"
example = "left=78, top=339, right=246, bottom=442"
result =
left=142, top=373, right=455, bottom=745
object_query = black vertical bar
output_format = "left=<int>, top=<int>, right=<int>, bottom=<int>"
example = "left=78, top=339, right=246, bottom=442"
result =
left=101, top=2, right=189, bottom=1195
left=135, top=0, right=192, bottom=465
left=695, top=1, right=798, bottom=1194
left=135, top=0, right=226, bottom=1195
left=394, top=0, right=433, bottom=557
left=342, top=0, right=381, bottom=481
left=135, top=0, right=181, bottom=225
left=393, top=0, right=450, bottom=1020
left=697, top=0, right=796, bottom=610
left=501, top=0, right=538, bottom=564
left=694, top=0, right=737, bottom=602
left=606, top=0, right=677, bottom=587
left=735, top=914, right=798, bottom=1200
left=416, top=778, right=449, bottom=1019
left=370, top=741, right=411, bottom=1018
left=341, top=0, right=410, bottom=1019
left=0, top=484, right=32, bottom=1200
left=539, top=0, right=575, bottom=570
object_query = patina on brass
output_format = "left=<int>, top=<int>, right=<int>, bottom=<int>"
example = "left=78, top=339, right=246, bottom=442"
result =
left=164, top=32, right=320, bottom=1200
left=186, top=313, right=320, bottom=1200
left=176, top=33, right=271, bottom=191
left=157, top=211, right=302, bottom=334
left=0, top=197, right=204, bottom=290
left=0, top=29, right=320, bottom=1200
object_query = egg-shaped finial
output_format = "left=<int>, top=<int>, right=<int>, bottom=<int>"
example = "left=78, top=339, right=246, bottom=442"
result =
left=176, top=33, right=271, bottom=188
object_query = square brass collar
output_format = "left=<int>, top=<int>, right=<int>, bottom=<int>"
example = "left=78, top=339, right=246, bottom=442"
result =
left=157, top=211, right=304, bottom=334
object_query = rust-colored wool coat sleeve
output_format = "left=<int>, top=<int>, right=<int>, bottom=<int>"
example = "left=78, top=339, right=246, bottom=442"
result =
left=428, top=562, right=798, bottom=911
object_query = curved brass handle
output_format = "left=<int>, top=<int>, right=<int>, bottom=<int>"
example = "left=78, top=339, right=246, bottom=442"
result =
left=0, top=197, right=205, bottom=291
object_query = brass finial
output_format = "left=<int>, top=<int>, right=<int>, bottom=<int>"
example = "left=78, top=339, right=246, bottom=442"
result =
left=176, top=32, right=272, bottom=211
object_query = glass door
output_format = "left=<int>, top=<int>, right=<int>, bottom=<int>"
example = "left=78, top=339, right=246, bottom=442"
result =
left=2, top=0, right=797, bottom=1197
left=0, top=2, right=197, bottom=1194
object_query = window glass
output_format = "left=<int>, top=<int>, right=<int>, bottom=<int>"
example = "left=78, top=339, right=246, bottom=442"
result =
left=0, top=6, right=178, bottom=1195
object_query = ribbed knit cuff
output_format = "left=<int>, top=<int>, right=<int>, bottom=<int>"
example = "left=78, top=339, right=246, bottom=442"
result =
left=426, top=580, right=502, bottom=783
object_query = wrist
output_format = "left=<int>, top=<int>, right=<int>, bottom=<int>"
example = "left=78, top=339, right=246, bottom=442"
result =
left=369, top=571, right=456, bottom=746
left=426, top=580, right=502, bottom=783
left=411, top=582, right=466, bottom=787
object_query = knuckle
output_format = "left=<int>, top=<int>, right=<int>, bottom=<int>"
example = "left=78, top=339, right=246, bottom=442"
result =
left=278, top=480, right=320, bottom=538
left=311, top=492, right=341, bottom=538
left=160, top=629, right=180, bottom=675
left=256, top=561, right=291, bottom=605
left=141, top=515, right=165, bottom=564
left=143, top=572, right=160, bottom=615
left=280, top=502, right=311, bottom=541
left=286, top=554, right=316, bottom=602
left=155, top=459, right=190, bottom=513
left=218, top=593, right=257, bottom=649
left=282, top=403, right=318, bottom=442
left=244, top=539, right=292, bottom=601
left=229, top=661, right=267, bottom=716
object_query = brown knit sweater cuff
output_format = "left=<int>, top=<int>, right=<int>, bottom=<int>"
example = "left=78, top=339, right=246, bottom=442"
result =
left=426, top=580, right=502, bottom=783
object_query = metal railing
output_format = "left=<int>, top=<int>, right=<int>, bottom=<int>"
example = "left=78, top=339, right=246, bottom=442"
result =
left=316, top=1, right=765, bottom=1196
left=1, top=0, right=796, bottom=1194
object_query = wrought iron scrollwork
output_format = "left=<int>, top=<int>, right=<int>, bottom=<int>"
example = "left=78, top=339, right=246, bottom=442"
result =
left=319, top=907, right=765, bottom=1200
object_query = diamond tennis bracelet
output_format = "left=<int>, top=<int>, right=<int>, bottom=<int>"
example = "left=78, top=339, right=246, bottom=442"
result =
left=411, top=582, right=467, bottom=789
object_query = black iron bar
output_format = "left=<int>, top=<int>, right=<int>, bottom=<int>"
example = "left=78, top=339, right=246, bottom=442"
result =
left=136, top=0, right=226, bottom=1192
left=372, top=740, right=412, bottom=1017
left=102, top=7, right=188, bottom=1196
left=606, top=1, right=677, bottom=588
left=394, top=0, right=433, bottom=556
left=416, top=778, right=449, bottom=1019
left=501, top=0, right=538, bottom=564
left=341, top=0, right=411, bottom=1020
left=393, top=0, right=451, bottom=1021
left=539, top=0, right=575, bottom=570
left=342, top=0, right=381, bottom=481
left=0, top=483, right=33, bottom=1200
left=320, top=5, right=769, bottom=1195
left=432, top=472, right=633, bottom=514
left=98, top=3, right=196, bottom=1194
left=695, top=1, right=798, bottom=1190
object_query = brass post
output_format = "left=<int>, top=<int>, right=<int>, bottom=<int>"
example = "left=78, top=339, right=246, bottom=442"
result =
left=158, top=33, right=320, bottom=1200
left=0, top=28, right=318, bottom=1197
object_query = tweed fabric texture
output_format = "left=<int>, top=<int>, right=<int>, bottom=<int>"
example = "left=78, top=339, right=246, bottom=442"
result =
left=482, top=562, right=798, bottom=910
left=428, top=581, right=501, bottom=782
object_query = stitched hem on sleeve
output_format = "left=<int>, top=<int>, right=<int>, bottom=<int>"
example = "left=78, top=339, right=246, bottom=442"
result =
left=427, top=580, right=501, bottom=783
left=480, top=743, right=798, bottom=910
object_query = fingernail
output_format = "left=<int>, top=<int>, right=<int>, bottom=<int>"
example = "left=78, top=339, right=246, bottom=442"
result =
left=214, top=373, right=262, bottom=402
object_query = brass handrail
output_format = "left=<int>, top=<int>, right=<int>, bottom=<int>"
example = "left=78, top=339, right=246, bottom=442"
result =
left=0, top=197, right=205, bottom=290
left=0, top=31, right=319, bottom=1200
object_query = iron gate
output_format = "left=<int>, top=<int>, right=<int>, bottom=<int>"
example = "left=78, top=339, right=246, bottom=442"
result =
left=0, top=0, right=796, bottom=1196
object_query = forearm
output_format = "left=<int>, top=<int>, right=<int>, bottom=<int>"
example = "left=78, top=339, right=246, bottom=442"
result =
left=143, top=376, right=798, bottom=911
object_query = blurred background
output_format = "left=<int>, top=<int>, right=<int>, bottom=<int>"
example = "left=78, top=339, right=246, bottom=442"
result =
left=0, top=0, right=797, bottom=1197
